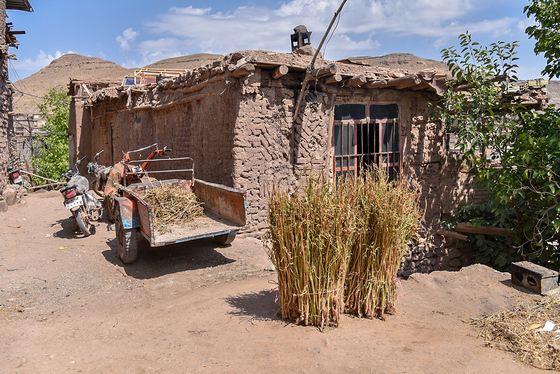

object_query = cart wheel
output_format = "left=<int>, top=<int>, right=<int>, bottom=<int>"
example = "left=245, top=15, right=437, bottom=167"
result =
left=106, top=196, right=118, bottom=223
left=215, top=231, right=236, bottom=246
left=75, top=206, right=92, bottom=237
left=115, top=214, right=138, bottom=264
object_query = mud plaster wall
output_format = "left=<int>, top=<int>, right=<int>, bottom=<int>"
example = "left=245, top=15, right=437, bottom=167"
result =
left=230, top=73, right=482, bottom=274
left=79, top=66, right=483, bottom=275
left=0, top=0, right=9, bottom=192
left=232, top=69, right=333, bottom=234
left=86, top=79, right=239, bottom=188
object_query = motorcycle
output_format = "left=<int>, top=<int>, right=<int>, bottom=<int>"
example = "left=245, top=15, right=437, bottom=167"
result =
left=86, top=150, right=110, bottom=198
left=59, top=156, right=103, bottom=237
left=7, top=160, right=31, bottom=188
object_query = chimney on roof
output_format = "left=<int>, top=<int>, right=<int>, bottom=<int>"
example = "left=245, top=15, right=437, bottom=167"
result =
left=291, top=25, right=312, bottom=51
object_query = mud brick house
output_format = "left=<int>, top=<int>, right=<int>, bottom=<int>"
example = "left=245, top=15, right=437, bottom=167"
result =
left=0, top=0, right=32, bottom=199
left=68, top=48, right=548, bottom=275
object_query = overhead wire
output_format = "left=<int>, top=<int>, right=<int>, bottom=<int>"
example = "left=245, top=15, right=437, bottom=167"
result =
left=321, top=11, right=342, bottom=60
left=8, top=60, right=69, bottom=105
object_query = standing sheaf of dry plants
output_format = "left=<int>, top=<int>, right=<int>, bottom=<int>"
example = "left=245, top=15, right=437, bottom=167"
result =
left=266, top=166, right=422, bottom=330
left=266, top=174, right=355, bottom=331
left=344, top=167, right=422, bottom=319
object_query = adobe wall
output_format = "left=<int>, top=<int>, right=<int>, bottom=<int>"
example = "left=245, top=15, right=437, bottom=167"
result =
left=230, top=69, right=334, bottom=234
left=231, top=75, right=481, bottom=274
left=86, top=79, right=239, bottom=187
left=0, top=0, right=9, bottom=193
left=78, top=64, right=481, bottom=276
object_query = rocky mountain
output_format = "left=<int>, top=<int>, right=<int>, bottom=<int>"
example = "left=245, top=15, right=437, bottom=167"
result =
left=142, top=53, right=223, bottom=71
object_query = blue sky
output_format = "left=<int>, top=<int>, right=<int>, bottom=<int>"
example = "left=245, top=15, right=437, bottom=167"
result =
left=6, top=0, right=548, bottom=81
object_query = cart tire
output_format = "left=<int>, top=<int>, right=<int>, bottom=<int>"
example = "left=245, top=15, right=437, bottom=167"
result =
left=215, top=231, right=236, bottom=246
left=116, top=214, right=138, bottom=264
left=106, top=196, right=118, bottom=223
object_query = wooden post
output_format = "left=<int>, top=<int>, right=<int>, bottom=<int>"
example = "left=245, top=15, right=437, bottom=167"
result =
left=232, top=63, right=256, bottom=78
left=272, top=65, right=289, bottom=79
left=293, top=0, right=348, bottom=122
left=346, top=74, right=367, bottom=87
left=324, top=74, right=342, bottom=85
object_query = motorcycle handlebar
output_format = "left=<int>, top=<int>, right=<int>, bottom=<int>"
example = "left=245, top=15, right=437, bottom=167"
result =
left=124, top=143, right=158, bottom=156
left=94, top=150, right=104, bottom=161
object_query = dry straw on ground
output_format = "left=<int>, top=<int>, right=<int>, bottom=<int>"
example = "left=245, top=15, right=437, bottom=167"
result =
left=470, top=296, right=560, bottom=370
left=141, top=184, right=204, bottom=233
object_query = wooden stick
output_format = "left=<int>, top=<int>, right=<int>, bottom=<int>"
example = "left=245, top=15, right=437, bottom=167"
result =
left=28, top=181, right=66, bottom=191
left=232, top=63, right=256, bottom=78
left=293, top=0, right=348, bottom=122
left=310, top=63, right=337, bottom=79
left=19, top=169, right=58, bottom=183
left=346, top=74, right=367, bottom=87
left=436, top=230, right=468, bottom=241
left=364, top=79, right=388, bottom=89
left=454, top=222, right=516, bottom=237
left=324, top=74, right=342, bottom=85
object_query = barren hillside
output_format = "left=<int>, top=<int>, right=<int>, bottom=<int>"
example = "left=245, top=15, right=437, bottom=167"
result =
left=12, top=54, right=132, bottom=114
left=342, top=53, right=449, bottom=73
left=142, top=53, right=223, bottom=70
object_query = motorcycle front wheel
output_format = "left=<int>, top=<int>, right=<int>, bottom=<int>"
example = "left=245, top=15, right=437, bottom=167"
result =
left=75, top=206, right=92, bottom=236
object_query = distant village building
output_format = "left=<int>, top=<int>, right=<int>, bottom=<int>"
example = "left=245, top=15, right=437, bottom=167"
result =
left=0, top=0, right=33, bottom=207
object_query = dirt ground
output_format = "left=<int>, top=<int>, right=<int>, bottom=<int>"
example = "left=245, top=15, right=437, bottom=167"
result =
left=0, top=191, right=549, bottom=373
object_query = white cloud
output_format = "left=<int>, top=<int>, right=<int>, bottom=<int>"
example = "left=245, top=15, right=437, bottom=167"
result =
left=169, top=6, right=211, bottom=16
left=134, top=0, right=523, bottom=63
left=116, top=28, right=139, bottom=52
left=13, top=50, right=64, bottom=71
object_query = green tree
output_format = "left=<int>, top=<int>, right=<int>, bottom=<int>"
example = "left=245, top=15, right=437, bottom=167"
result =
left=437, top=33, right=560, bottom=270
left=525, top=0, right=560, bottom=78
left=438, top=31, right=520, bottom=173
left=31, top=87, right=70, bottom=181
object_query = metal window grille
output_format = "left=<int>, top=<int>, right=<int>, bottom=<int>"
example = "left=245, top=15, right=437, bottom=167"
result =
left=333, top=103, right=401, bottom=182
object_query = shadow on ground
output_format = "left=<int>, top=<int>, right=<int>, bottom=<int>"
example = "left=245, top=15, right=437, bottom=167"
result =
left=224, top=289, right=282, bottom=322
left=102, top=236, right=235, bottom=279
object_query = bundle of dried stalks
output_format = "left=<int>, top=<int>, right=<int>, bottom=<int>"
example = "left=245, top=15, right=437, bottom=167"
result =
left=266, top=166, right=422, bottom=330
left=344, top=167, right=422, bottom=319
left=266, top=174, right=354, bottom=331
left=470, top=297, right=560, bottom=370
left=141, top=184, right=204, bottom=233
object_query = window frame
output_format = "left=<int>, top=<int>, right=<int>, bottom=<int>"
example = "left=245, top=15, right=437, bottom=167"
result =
left=332, top=102, right=401, bottom=181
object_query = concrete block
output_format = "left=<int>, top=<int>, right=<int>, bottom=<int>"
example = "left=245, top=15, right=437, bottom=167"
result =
left=511, top=261, right=560, bottom=294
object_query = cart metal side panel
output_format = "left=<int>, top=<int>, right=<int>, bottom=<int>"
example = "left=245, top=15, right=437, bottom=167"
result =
left=124, top=178, right=246, bottom=248
left=192, top=179, right=247, bottom=227
left=136, top=199, right=151, bottom=241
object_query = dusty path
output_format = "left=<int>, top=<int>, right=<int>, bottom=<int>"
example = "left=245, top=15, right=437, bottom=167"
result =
left=0, top=191, right=545, bottom=373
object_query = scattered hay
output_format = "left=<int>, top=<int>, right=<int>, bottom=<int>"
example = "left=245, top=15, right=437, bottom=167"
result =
left=470, top=297, right=560, bottom=370
left=141, top=184, right=204, bottom=233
